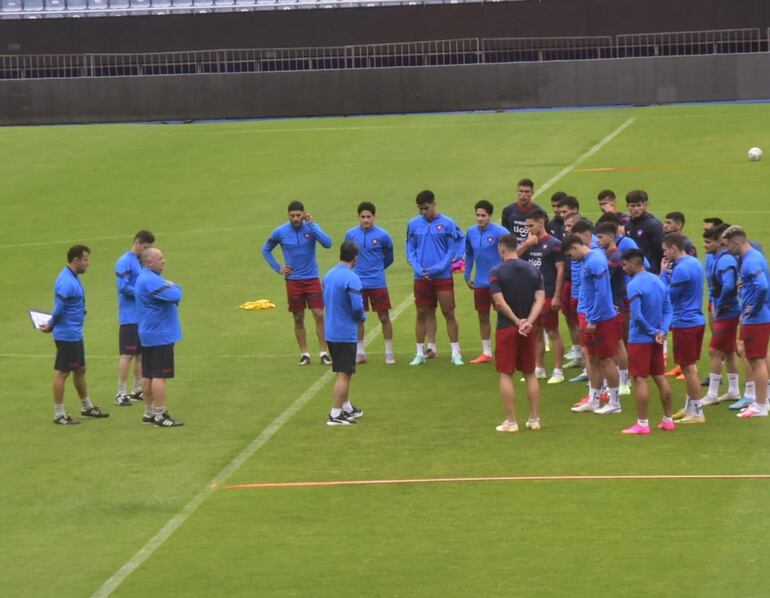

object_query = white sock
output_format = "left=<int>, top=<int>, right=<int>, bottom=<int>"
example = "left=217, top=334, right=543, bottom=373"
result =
left=609, top=387, right=620, bottom=406
left=80, top=396, right=94, bottom=410
left=745, top=381, right=756, bottom=399
left=356, top=342, right=365, bottom=354
left=589, top=387, right=601, bottom=403
left=619, top=369, right=629, bottom=387
left=481, top=339, right=492, bottom=356
left=144, top=406, right=154, bottom=418
left=572, top=345, right=580, bottom=355
left=708, top=373, right=721, bottom=398
left=638, top=419, right=649, bottom=427
left=154, top=405, right=166, bottom=418
left=552, top=368, right=563, bottom=377
left=54, top=403, right=66, bottom=417
left=427, top=342, right=437, bottom=353
left=301, top=352, right=310, bottom=358
left=662, top=415, right=674, bottom=423
left=690, top=399, right=703, bottom=417
left=384, top=340, right=393, bottom=354
left=343, top=401, right=353, bottom=412
left=320, top=351, right=329, bottom=358
left=330, top=407, right=342, bottom=418
left=131, top=381, right=142, bottom=393
left=450, top=342, right=461, bottom=357
left=416, top=343, right=425, bottom=357
left=535, top=367, right=546, bottom=377
left=118, top=380, right=127, bottom=394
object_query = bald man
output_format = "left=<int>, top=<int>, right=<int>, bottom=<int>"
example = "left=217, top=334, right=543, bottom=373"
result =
left=135, top=248, right=184, bottom=427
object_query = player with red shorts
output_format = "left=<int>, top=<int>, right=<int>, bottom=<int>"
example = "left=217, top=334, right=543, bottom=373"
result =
left=262, top=200, right=333, bottom=366
left=488, top=234, right=545, bottom=432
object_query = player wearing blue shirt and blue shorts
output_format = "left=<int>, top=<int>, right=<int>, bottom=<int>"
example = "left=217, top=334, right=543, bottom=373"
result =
left=114, top=230, right=155, bottom=406
left=323, top=241, right=367, bottom=426
left=621, top=249, right=674, bottom=434
left=661, top=233, right=707, bottom=425
left=263, top=201, right=333, bottom=366
left=406, top=190, right=465, bottom=366
left=40, top=245, right=109, bottom=425
left=344, top=202, right=395, bottom=365
left=700, top=224, right=742, bottom=406
left=464, top=200, right=508, bottom=364
left=725, top=226, right=770, bottom=419
left=136, top=248, right=184, bottom=428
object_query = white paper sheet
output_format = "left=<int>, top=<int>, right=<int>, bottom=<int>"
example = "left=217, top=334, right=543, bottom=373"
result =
left=29, top=310, right=52, bottom=330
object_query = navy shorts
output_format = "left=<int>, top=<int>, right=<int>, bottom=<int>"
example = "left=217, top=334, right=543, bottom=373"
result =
left=119, top=324, right=141, bottom=356
left=141, top=344, right=175, bottom=379
left=54, top=340, right=85, bottom=372
left=328, top=341, right=356, bottom=375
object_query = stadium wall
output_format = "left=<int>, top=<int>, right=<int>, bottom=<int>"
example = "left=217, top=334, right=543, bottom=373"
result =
left=1, top=0, right=769, bottom=54
left=2, top=53, right=770, bottom=125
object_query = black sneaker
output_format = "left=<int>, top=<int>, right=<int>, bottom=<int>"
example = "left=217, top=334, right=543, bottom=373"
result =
left=115, top=393, right=133, bottom=407
left=81, top=405, right=110, bottom=418
left=344, top=405, right=364, bottom=420
left=298, top=354, right=311, bottom=366
left=320, top=353, right=333, bottom=366
left=327, top=413, right=356, bottom=426
left=53, top=413, right=80, bottom=425
left=129, top=390, right=143, bottom=402
left=142, top=414, right=156, bottom=424
left=154, top=412, right=184, bottom=427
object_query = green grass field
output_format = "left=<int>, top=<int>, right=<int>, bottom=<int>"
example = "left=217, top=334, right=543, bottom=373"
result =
left=2, top=104, right=770, bottom=597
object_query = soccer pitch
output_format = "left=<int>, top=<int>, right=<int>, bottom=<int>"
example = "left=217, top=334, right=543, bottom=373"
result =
left=1, top=103, right=770, bottom=597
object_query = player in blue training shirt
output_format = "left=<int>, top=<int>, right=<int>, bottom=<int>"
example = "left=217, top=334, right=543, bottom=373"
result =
left=563, top=231, right=622, bottom=415
left=113, top=230, right=155, bottom=407
left=621, top=249, right=674, bottom=435
left=725, top=226, right=770, bottom=419
left=521, top=208, right=566, bottom=383
left=660, top=233, right=707, bottom=425
left=596, top=222, right=631, bottom=396
left=41, top=245, right=109, bottom=425
left=135, top=248, right=184, bottom=428
left=500, top=178, right=546, bottom=247
left=464, top=200, right=508, bottom=364
left=323, top=241, right=367, bottom=426
left=406, top=190, right=465, bottom=366
left=557, top=200, right=583, bottom=365
left=262, top=200, right=333, bottom=366
left=344, top=202, right=395, bottom=365
left=700, top=224, right=742, bottom=406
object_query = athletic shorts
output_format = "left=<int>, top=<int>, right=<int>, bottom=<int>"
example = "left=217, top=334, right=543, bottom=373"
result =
left=474, top=287, right=493, bottom=313
left=495, top=326, right=536, bottom=375
left=362, top=288, right=391, bottom=312
left=119, top=323, right=141, bottom=356
left=54, top=340, right=85, bottom=372
left=538, top=297, right=559, bottom=332
left=286, top=278, right=324, bottom=313
left=414, top=278, right=454, bottom=308
left=710, top=317, right=739, bottom=353
left=628, top=342, right=665, bottom=378
left=141, top=344, right=175, bottom=379
left=581, top=317, right=620, bottom=359
left=614, top=312, right=625, bottom=335
left=740, top=323, right=770, bottom=360
left=327, top=341, right=356, bottom=374
left=672, top=325, right=705, bottom=367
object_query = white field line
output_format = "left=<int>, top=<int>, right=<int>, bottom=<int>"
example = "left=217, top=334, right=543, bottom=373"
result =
left=90, top=117, right=637, bottom=598
left=533, top=117, right=636, bottom=199
left=89, top=293, right=413, bottom=598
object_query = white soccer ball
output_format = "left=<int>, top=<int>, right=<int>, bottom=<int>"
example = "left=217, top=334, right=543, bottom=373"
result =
left=748, top=147, right=763, bottom=161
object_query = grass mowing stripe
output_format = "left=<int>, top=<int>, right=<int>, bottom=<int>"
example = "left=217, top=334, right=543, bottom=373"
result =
left=533, top=117, right=636, bottom=199
left=89, top=294, right=413, bottom=598
left=221, top=473, right=770, bottom=490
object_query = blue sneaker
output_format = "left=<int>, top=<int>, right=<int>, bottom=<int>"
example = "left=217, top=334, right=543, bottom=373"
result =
left=729, top=396, right=754, bottom=411
left=569, top=370, right=589, bottom=383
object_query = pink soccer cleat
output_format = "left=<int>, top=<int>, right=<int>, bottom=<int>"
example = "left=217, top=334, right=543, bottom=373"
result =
left=657, top=420, right=676, bottom=431
left=622, top=423, right=651, bottom=435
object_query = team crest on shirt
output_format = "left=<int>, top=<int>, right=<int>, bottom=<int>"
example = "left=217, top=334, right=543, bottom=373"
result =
left=304, top=232, right=311, bottom=239
left=372, top=238, right=380, bottom=245
left=435, top=224, right=444, bottom=232
left=636, top=230, right=642, bottom=237
left=487, top=236, right=495, bottom=244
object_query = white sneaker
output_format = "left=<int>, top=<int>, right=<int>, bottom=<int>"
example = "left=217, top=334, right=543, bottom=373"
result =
left=716, top=392, right=741, bottom=404
left=535, top=368, right=547, bottom=380
left=525, top=418, right=541, bottom=431
left=618, top=385, right=631, bottom=396
left=700, top=394, right=721, bottom=406
left=547, top=372, right=565, bottom=384
left=594, top=403, right=622, bottom=415
left=571, top=400, right=599, bottom=413
left=496, top=420, right=519, bottom=432
left=385, top=352, right=396, bottom=365
left=737, top=403, right=769, bottom=418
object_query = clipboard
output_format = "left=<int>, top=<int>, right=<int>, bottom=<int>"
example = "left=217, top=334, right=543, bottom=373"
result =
left=29, top=309, right=52, bottom=331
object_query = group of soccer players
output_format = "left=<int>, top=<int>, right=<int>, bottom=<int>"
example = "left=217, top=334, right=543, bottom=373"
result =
left=263, top=179, right=770, bottom=431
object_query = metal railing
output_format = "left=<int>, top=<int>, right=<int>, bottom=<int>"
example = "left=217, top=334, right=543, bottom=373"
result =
left=1, top=29, right=768, bottom=80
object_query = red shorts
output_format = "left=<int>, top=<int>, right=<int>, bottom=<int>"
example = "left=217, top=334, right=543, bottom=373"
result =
left=672, top=325, right=705, bottom=367
left=740, top=323, right=770, bottom=360
left=538, top=297, right=559, bottom=332
left=362, top=288, right=392, bottom=312
left=286, top=278, right=323, bottom=313
left=414, top=278, right=454, bottom=308
left=495, top=326, right=536, bottom=374
left=567, top=297, right=579, bottom=323
left=710, top=317, right=739, bottom=353
left=628, top=342, right=665, bottom=378
left=474, top=287, right=493, bottom=313
left=581, top=317, right=620, bottom=359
